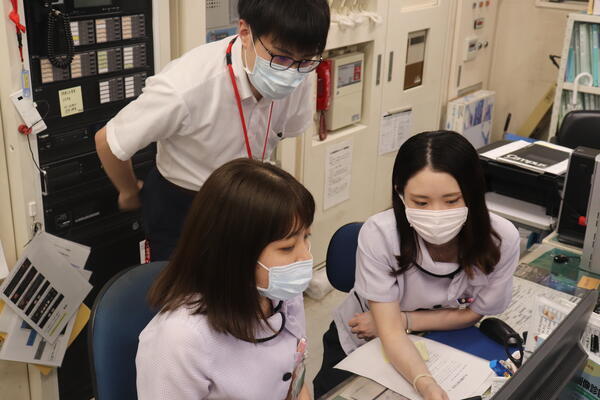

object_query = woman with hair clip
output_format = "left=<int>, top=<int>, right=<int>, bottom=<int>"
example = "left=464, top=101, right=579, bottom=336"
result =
left=136, top=158, right=315, bottom=400
left=313, top=131, right=520, bottom=400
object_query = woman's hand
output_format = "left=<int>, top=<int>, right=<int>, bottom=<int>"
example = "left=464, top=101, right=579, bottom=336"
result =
left=298, top=384, right=311, bottom=400
left=348, top=311, right=378, bottom=340
left=417, top=377, right=449, bottom=400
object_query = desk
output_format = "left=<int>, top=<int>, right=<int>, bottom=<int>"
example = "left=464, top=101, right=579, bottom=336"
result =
left=319, top=243, right=597, bottom=400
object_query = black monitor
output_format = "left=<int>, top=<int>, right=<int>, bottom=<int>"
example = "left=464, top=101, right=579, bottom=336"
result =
left=493, top=290, right=598, bottom=400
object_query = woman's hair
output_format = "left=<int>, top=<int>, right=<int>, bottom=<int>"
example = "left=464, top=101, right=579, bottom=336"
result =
left=238, top=0, right=330, bottom=55
left=148, top=158, right=315, bottom=342
left=391, top=130, right=501, bottom=277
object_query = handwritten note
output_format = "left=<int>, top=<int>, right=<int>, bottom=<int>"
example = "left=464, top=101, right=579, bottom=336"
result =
left=59, top=86, right=84, bottom=117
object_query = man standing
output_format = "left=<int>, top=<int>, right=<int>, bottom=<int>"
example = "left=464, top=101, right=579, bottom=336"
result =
left=95, top=0, right=330, bottom=260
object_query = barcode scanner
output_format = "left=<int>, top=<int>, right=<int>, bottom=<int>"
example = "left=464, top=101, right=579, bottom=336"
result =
left=480, top=317, right=524, bottom=367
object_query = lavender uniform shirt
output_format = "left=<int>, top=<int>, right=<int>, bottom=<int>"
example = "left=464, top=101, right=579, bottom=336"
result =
left=136, top=294, right=306, bottom=399
left=333, top=209, right=520, bottom=355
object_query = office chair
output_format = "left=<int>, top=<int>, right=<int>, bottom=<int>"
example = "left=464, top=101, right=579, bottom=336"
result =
left=554, top=110, right=600, bottom=150
left=88, top=261, right=167, bottom=400
left=325, top=222, right=363, bottom=293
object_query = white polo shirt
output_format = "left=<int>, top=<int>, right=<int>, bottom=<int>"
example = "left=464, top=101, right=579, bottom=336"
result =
left=106, top=35, right=314, bottom=190
left=333, top=209, right=520, bottom=354
left=136, top=294, right=306, bottom=399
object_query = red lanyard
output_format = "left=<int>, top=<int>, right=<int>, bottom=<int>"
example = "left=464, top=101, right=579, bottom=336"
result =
left=226, top=36, right=273, bottom=161
left=9, top=0, right=27, bottom=63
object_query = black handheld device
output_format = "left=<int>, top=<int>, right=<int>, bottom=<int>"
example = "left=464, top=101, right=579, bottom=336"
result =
left=480, top=317, right=524, bottom=367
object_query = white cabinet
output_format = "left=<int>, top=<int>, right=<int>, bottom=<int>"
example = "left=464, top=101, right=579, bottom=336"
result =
left=372, top=0, right=455, bottom=213
left=447, top=0, right=499, bottom=100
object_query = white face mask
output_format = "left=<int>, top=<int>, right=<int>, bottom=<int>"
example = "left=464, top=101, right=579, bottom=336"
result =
left=256, top=258, right=313, bottom=301
left=244, top=33, right=307, bottom=100
left=400, top=196, right=469, bottom=245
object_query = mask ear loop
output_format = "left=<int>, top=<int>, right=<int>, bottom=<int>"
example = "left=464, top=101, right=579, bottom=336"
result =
left=243, top=30, right=258, bottom=74
left=394, top=186, right=406, bottom=206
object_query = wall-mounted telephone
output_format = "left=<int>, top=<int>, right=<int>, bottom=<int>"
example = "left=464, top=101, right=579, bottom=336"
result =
left=316, top=60, right=332, bottom=141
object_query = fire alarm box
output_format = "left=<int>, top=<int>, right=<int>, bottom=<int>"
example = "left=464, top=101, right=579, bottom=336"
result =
left=326, top=52, right=364, bottom=131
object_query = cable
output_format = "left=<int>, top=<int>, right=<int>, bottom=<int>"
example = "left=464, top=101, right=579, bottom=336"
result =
left=27, top=135, right=43, bottom=174
left=19, top=100, right=50, bottom=174
left=47, top=7, right=74, bottom=69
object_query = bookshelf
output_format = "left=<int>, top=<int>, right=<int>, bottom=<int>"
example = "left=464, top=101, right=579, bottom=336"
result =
left=550, top=13, right=600, bottom=138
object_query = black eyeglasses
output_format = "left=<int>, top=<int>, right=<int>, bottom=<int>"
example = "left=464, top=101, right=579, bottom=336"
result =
left=256, top=36, right=322, bottom=73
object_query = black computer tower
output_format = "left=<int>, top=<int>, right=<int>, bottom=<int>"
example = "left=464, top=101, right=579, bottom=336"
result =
left=557, top=146, right=600, bottom=247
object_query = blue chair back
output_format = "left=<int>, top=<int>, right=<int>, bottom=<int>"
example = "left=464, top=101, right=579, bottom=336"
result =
left=326, top=222, right=363, bottom=292
left=88, top=261, right=168, bottom=400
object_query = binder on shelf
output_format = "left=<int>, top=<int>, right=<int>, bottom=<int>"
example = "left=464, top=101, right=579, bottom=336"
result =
left=591, top=24, right=600, bottom=86
left=575, top=23, right=581, bottom=77
left=580, top=23, right=591, bottom=77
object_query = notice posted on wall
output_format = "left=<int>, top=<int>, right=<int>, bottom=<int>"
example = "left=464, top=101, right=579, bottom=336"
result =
left=379, top=109, right=412, bottom=156
left=324, top=140, right=353, bottom=210
left=0, top=233, right=92, bottom=344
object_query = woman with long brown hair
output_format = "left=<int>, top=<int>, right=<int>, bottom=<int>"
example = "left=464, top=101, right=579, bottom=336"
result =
left=136, top=158, right=315, bottom=400
left=314, top=131, right=520, bottom=400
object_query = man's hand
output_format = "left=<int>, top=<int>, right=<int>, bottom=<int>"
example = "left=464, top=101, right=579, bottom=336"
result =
left=118, top=180, right=143, bottom=211
left=348, top=311, right=378, bottom=340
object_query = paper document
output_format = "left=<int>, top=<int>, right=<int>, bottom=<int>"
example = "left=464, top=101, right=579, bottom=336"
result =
left=0, top=233, right=92, bottom=343
left=491, top=276, right=579, bottom=335
left=44, top=233, right=90, bottom=270
left=324, top=140, right=353, bottom=210
left=0, top=300, right=81, bottom=367
left=335, top=336, right=493, bottom=400
left=379, top=110, right=411, bottom=155
left=525, top=296, right=600, bottom=365
left=0, top=240, right=8, bottom=280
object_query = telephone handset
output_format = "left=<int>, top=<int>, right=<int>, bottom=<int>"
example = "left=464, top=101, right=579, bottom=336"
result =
left=44, top=1, right=74, bottom=69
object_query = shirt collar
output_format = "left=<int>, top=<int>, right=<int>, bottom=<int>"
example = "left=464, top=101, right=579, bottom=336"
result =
left=254, top=297, right=304, bottom=341
left=230, top=36, right=255, bottom=101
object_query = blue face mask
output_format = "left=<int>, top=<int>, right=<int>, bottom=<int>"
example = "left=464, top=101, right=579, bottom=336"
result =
left=244, top=37, right=308, bottom=100
left=256, top=258, right=313, bottom=301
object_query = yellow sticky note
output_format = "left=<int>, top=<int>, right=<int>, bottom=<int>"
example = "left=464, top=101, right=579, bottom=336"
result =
left=578, top=276, right=600, bottom=290
left=59, top=86, right=84, bottom=117
left=415, top=341, right=429, bottom=361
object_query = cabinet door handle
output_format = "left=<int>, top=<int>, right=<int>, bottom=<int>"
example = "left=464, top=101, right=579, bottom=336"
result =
left=387, top=51, right=394, bottom=82
left=376, top=54, right=382, bottom=86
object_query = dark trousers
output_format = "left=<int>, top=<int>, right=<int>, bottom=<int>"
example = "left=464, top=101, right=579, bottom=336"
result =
left=313, top=321, right=353, bottom=399
left=141, top=167, right=196, bottom=261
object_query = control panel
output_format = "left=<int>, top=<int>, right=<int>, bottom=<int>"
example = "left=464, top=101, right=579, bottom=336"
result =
left=448, top=0, right=498, bottom=99
left=20, top=1, right=158, bottom=396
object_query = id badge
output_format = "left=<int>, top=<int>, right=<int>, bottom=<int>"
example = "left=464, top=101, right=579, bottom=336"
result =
left=290, top=338, right=307, bottom=400
left=289, top=359, right=306, bottom=400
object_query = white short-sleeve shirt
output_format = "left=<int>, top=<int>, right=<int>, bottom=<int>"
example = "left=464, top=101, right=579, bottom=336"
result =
left=333, top=209, right=520, bottom=354
left=136, top=295, right=306, bottom=400
left=106, top=35, right=314, bottom=190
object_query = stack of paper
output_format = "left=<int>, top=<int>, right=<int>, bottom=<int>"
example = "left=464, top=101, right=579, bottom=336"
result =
left=335, top=336, right=493, bottom=400
left=0, top=233, right=92, bottom=369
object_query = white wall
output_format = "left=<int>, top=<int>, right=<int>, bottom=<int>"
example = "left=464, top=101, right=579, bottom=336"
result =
left=490, top=0, right=572, bottom=140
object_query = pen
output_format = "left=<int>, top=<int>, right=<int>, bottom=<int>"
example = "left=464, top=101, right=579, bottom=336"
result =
left=461, top=397, right=482, bottom=400
left=354, top=292, right=366, bottom=313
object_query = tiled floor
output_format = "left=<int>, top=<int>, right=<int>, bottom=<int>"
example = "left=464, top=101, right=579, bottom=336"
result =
left=304, top=289, right=347, bottom=395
